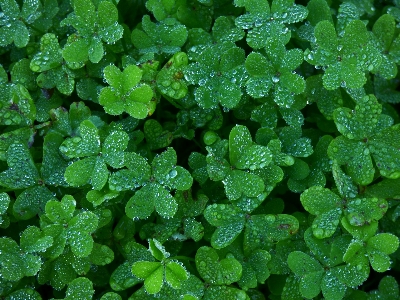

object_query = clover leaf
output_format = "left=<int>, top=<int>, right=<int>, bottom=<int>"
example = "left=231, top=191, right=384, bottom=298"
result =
left=41, top=131, right=68, bottom=186
left=99, top=64, right=154, bottom=119
left=369, top=276, right=400, bottom=299
left=64, top=277, right=94, bottom=300
left=63, top=126, right=130, bottom=192
left=132, top=15, right=188, bottom=55
left=49, top=102, right=92, bottom=137
left=305, top=20, right=382, bottom=90
left=0, top=0, right=41, bottom=48
left=278, top=126, right=313, bottom=158
left=0, top=127, right=35, bottom=161
left=328, top=95, right=400, bottom=183
left=235, top=0, right=307, bottom=49
left=184, top=42, right=247, bottom=109
left=41, top=195, right=99, bottom=258
left=305, top=74, right=343, bottom=120
left=204, top=200, right=299, bottom=250
left=372, top=14, right=400, bottom=79
left=0, top=237, right=42, bottom=281
left=288, top=229, right=370, bottom=299
left=0, top=83, right=36, bottom=126
left=301, top=185, right=388, bottom=239
left=145, top=0, right=184, bottom=21
left=110, top=241, right=154, bottom=291
left=245, top=43, right=305, bottom=107
left=343, top=223, right=399, bottom=273
left=195, top=246, right=242, bottom=285
left=156, top=52, right=189, bottom=103
left=0, top=143, right=40, bottom=189
left=0, top=192, right=10, bottom=227
left=125, top=147, right=193, bottom=220
left=131, top=239, right=189, bottom=294
left=214, top=125, right=278, bottom=200
left=61, top=0, right=123, bottom=64
left=1, top=226, right=54, bottom=282
left=30, top=33, right=75, bottom=95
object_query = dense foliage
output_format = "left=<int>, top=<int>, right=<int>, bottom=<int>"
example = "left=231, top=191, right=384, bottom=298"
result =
left=1, top=0, right=400, bottom=299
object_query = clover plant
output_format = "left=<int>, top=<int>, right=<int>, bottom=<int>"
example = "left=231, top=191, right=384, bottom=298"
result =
left=1, top=0, right=400, bottom=299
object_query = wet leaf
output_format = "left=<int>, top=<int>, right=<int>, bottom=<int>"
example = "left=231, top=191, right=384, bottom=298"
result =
left=195, top=246, right=242, bottom=285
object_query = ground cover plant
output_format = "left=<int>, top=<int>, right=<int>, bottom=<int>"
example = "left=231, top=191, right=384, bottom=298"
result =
left=1, top=0, right=400, bottom=298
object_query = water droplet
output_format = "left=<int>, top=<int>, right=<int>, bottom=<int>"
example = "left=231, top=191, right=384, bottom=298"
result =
left=169, top=169, right=177, bottom=178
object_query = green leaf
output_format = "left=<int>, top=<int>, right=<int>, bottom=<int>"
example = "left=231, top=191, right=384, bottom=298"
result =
left=132, top=15, right=188, bottom=54
left=156, top=52, right=188, bottom=101
left=346, top=197, right=388, bottom=226
left=235, top=0, right=307, bottom=49
left=101, top=130, right=128, bottom=168
left=97, top=1, right=123, bottom=44
left=287, top=251, right=323, bottom=298
left=13, top=185, right=56, bottom=220
left=20, top=226, right=53, bottom=253
left=110, top=261, right=142, bottom=291
left=126, top=183, right=177, bottom=219
left=246, top=249, right=271, bottom=285
left=373, top=14, right=396, bottom=52
left=341, top=218, right=378, bottom=241
left=0, top=192, right=10, bottom=226
left=204, top=204, right=245, bottom=249
left=369, top=124, right=400, bottom=179
left=65, top=277, right=94, bottom=300
left=185, top=44, right=246, bottom=109
left=149, top=238, right=169, bottom=261
left=131, top=261, right=163, bottom=294
left=0, top=237, right=41, bottom=281
left=300, top=186, right=341, bottom=215
left=0, top=127, right=34, bottom=161
left=88, top=243, right=114, bottom=266
left=300, top=186, right=343, bottom=238
left=165, top=260, right=189, bottom=289
left=365, top=177, right=400, bottom=201
left=41, top=131, right=69, bottom=186
left=4, top=288, right=42, bottom=300
left=245, top=214, right=299, bottom=253
left=195, top=246, right=242, bottom=285
left=368, top=250, right=392, bottom=272
left=30, top=33, right=62, bottom=72
left=144, top=119, right=173, bottom=150
left=99, top=64, right=153, bottom=119
left=229, top=125, right=252, bottom=166
left=306, top=0, right=333, bottom=25
left=328, top=136, right=374, bottom=185
left=235, top=145, right=272, bottom=170
left=0, top=0, right=38, bottom=48
left=224, top=170, right=265, bottom=200
left=145, top=0, right=183, bottom=21
left=64, top=156, right=96, bottom=187
left=368, top=233, right=399, bottom=255
left=45, top=195, right=75, bottom=224
left=332, top=161, right=358, bottom=199
left=0, top=84, right=36, bottom=126
left=60, top=119, right=101, bottom=158
left=370, top=276, right=400, bottom=299
left=333, top=95, right=381, bottom=140
left=279, top=127, right=313, bottom=157
left=100, top=292, right=122, bottom=300
left=67, top=211, right=99, bottom=257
